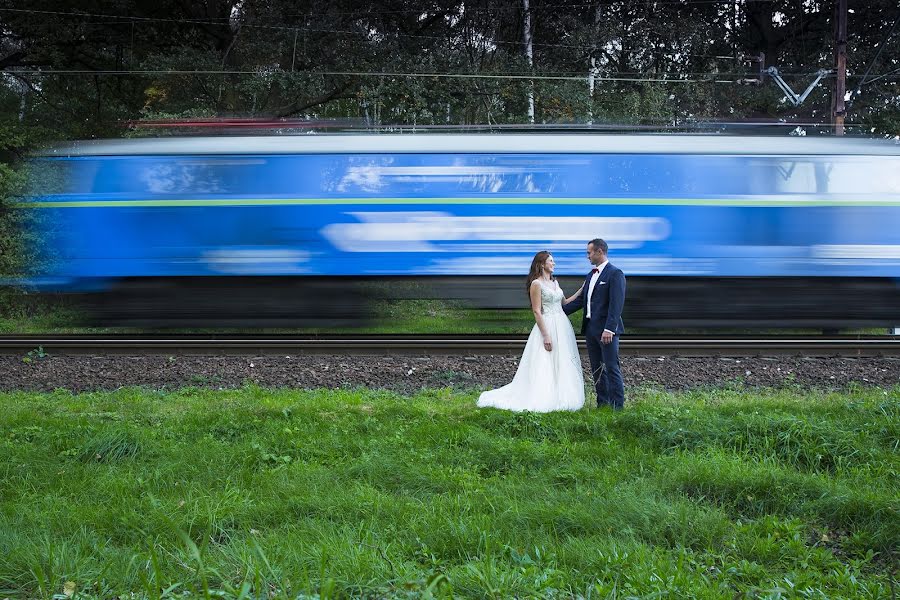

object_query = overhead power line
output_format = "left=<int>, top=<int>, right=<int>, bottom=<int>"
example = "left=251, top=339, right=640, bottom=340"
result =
left=0, top=1, right=777, bottom=23
left=8, top=68, right=895, bottom=82
left=282, top=0, right=777, bottom=17
left=0, top=5, right=773, bottom=54
left=1, top=5, right=896, bottom=85
left=6, top=68, right=744, bottom=83
left=849, top=12, right=900, bottom=100
left=860, top=65, right=900, bottom=85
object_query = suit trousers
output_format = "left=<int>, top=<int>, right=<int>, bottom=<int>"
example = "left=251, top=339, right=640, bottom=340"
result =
left=585, top=326, right=625, bottom=410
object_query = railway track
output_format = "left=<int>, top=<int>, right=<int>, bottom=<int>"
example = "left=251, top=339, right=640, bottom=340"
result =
left=0, top=334, right=897, bottom=357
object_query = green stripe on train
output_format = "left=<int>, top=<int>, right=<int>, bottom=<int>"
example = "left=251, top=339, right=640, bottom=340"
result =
left=15, top=197, right=900, bottom=208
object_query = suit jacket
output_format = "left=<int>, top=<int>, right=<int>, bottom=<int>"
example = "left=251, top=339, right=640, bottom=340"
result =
left=564, top=263, right=626, bottom=336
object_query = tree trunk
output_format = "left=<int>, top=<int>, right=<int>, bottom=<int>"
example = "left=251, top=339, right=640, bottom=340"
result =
left=587, top=1, right=602, bottom=124
left=523, top=0, right=535, bottom=124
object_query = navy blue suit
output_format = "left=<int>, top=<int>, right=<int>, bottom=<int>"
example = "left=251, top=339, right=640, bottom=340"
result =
left=564, top=263, right=626, bottom=409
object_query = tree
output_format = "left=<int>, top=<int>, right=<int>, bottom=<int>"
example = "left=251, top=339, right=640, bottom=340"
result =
left=0, top=0, right=895, bottom=135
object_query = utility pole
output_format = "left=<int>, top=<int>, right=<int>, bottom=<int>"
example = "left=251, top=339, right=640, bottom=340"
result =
left=831, top=0, right=847, bottom=135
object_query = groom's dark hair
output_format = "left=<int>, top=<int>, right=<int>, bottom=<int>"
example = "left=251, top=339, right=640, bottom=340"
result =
left=588, top=238, right=608, bottom=254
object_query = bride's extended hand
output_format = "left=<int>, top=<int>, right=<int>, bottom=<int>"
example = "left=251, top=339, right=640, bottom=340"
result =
left=564, top=286, right=583, bottom=305
left=543, top=335, right=552, bottom=351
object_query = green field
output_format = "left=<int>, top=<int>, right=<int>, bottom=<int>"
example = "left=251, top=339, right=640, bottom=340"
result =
left=0, top=385, right=897, bottom=598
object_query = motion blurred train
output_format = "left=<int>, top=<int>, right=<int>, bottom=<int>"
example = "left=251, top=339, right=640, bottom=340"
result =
left=18, top=133, right=900, bottom=328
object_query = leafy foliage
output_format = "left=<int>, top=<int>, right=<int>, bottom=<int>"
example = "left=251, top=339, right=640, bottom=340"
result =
left=0, top=0, right=896, bottom=132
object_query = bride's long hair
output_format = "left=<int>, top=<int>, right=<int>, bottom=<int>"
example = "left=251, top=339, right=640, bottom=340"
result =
left=525, top=251, right=552, bottom=298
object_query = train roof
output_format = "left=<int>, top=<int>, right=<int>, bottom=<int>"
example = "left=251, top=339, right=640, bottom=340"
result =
left=40, top=133, right=900, bottom=157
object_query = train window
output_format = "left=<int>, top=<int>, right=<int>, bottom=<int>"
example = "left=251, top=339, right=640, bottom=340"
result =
left=588, top=155, right=757, bottom=197
left=772, top=160, right=821, bottom=194
left=136, top=158, right=252, bottom=194
left=771, top=156, right=900, bottom=196
left=822, top=156, right=900, bottom=195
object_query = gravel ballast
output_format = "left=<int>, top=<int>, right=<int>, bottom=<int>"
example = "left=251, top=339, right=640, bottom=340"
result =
left=2, top=353, right=897, bottom=393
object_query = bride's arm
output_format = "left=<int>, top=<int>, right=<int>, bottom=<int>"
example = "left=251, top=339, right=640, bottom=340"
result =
left=563, top=284, right=583, bottom=306
left=530, top=281, right=552, bottom=351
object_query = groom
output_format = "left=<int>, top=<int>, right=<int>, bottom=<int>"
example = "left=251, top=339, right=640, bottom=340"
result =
left=564, top=238, right=626, bottom=410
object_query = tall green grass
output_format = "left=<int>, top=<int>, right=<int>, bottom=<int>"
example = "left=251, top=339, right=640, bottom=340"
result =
left=0, top=386, right=896, bottom=598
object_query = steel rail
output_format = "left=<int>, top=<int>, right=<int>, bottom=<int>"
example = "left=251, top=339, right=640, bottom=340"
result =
left=0, top=334, right=897, bottom=356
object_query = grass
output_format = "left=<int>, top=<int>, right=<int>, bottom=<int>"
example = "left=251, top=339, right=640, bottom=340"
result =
left=0, top=385, right=897, bottom=598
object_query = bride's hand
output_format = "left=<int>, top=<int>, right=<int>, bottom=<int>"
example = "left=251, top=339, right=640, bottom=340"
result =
left=564, top=286, right=583, bottom=305
left=543, top=336, right=552, bottom=352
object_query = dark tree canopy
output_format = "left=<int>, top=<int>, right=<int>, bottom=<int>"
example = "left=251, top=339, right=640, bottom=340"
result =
left=0, top=0, right=897, bottom=137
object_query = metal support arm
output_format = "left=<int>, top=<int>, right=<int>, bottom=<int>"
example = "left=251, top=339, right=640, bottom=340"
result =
left=764, top=67, right=832, bottom=106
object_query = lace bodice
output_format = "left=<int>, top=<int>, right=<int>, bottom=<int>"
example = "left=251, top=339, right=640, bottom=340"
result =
left=539, top=280, right=565, bottom=315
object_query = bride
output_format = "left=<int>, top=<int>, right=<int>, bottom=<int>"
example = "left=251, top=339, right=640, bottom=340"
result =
left=477, top=251, right=585, bottom=412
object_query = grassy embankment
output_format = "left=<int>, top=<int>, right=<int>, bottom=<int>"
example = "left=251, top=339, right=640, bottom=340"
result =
left=1, top=385, right=897, bottom=598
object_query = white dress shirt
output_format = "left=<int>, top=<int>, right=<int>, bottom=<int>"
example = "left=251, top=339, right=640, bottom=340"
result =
left=586, top=260, right=614, bottom=335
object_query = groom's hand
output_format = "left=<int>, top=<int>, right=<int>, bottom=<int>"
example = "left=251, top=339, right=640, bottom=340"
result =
left=601, top=330, right=614, bottom=344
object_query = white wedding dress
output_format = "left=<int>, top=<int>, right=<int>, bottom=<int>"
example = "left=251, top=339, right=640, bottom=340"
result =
left=477, top=280, right=585, bottom=412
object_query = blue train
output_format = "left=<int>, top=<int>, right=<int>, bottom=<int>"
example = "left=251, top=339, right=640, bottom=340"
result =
left=20, top=133, right=900, bottom=327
